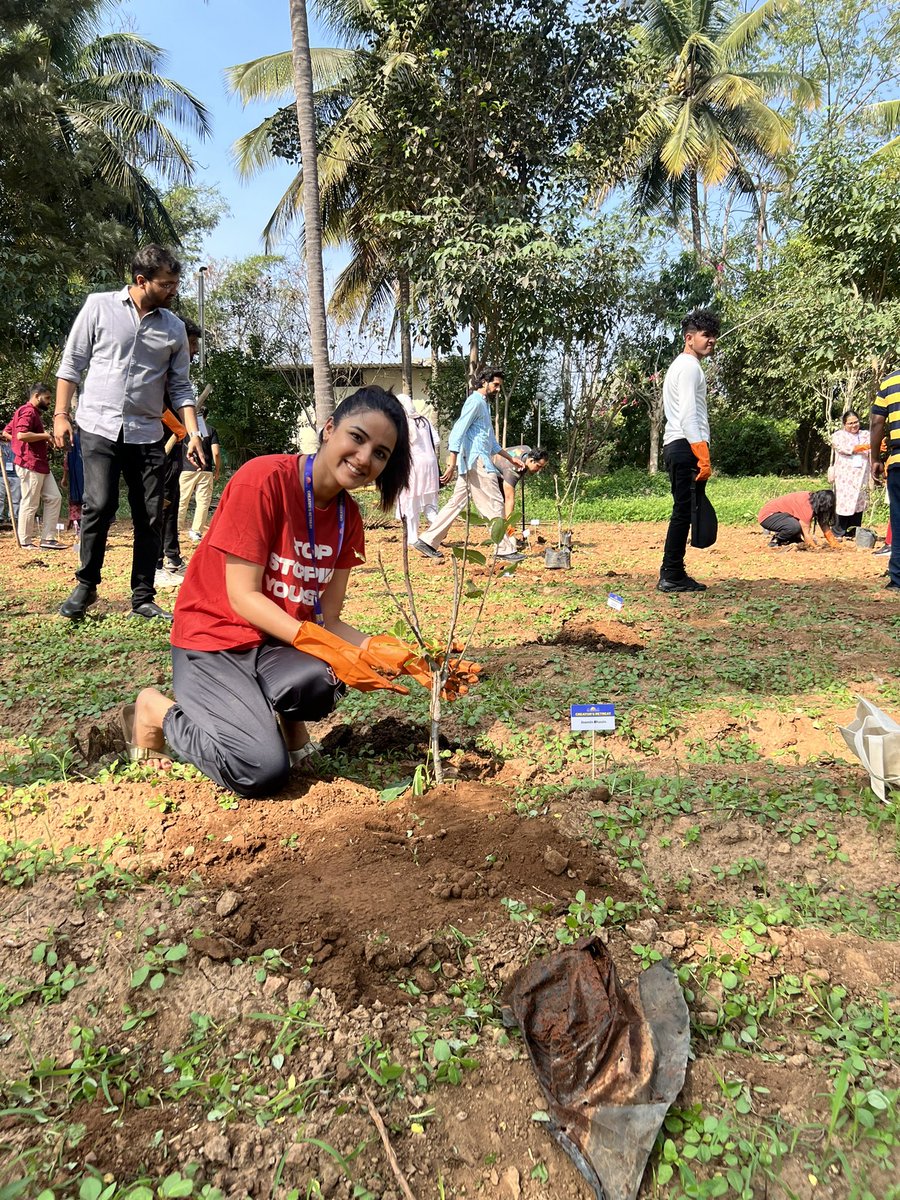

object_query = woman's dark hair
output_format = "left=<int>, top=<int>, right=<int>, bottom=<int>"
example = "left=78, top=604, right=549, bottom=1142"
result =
left=841, top=409, right=860, bottom=425
left=328, top=387, right=411, bottom=510
left=809, top=488, right=836, bottom=532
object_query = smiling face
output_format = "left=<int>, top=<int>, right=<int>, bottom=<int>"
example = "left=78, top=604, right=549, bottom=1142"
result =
left=320, top=408, right=398, bottom=493
left=843, top=414, right=861, bottom=433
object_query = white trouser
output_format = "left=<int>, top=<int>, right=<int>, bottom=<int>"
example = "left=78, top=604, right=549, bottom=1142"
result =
left=420, top=460, right=515, bottom=555
left=15, top=465, right=61, bottom=545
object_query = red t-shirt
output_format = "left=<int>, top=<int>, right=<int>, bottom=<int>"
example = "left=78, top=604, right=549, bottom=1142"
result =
left=172, top=454, right=366, bottom=652
left=757, top=491, right=813, bottom=524
left=5, top=404, right=49, bottom=473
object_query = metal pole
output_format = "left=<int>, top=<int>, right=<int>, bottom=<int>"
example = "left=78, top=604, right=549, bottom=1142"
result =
left=198, top=266, right=207, bottom=372
left=536, top=398, right=541, bottom=446
left=521, top=469, right=526, bottom=536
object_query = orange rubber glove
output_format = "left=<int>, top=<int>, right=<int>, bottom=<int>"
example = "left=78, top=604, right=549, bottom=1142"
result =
left=292, top=622, right=409, bottom=693
left=823, top=529, right=841, bottom=548
left=690, top=441, right=712, bottom=483
left=162, top=409, right=187, bottom=440
left=853, top=443, right=870, bottom=454
left=362, top=634, right=431, bottom=689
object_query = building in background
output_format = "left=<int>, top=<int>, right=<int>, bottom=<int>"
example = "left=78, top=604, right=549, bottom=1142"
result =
left=284, top=359, right=437, bottom=451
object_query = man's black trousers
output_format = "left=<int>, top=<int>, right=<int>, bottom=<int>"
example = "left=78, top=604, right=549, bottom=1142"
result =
left=661, top=438, right=699, bottom=581
left=76, top=429, right=165, bottom=607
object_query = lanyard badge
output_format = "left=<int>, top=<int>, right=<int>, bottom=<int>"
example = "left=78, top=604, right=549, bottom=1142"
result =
left=302, top=453, right=345, bottom=626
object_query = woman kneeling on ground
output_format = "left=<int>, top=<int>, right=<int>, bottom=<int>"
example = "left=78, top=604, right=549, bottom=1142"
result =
left=757, top=488, right=840, bottom=550
left=126, top=387, right=433, bottom=798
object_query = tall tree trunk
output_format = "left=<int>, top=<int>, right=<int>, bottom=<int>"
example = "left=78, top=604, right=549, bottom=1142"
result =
left=755, top=185, right=768, bottom=271
left=648, top=399, right=662, bottom=475
left=688, top=169, right=702, bottom=261
left=290, top=0, right=333, bottom=429
left=398, top=273, right=413, bottom=396
left=468, top=317, right=479, bottom=390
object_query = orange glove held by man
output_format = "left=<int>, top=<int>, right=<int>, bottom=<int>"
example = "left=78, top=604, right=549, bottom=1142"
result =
left=292, top=623, right=409, bottom=693
left=690, top=441, right=712, bottom=483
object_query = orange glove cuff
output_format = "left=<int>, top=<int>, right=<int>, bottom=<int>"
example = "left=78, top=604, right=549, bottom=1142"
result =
left=690, top=441, right=712, bottom=482
left=292, top=622, right=408, bottom=693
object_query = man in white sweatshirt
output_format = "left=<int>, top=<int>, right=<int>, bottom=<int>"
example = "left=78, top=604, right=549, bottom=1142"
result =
left=658, top=309, right=720, bottom=593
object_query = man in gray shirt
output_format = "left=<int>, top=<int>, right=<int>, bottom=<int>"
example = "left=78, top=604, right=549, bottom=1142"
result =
left=54, top=245, right=205, bottom=620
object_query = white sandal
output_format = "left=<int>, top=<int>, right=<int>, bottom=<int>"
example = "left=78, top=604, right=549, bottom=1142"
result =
left=288, top=740, right=322, bottom=767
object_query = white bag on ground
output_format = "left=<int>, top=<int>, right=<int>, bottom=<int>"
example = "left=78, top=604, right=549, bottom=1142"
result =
left=838, top=697, right=900, bottom=802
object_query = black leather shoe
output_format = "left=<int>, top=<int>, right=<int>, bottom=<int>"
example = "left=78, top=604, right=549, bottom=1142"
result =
left=657, top=576, right=707, bottom=593
left=129, top=601, right=173, bottom=620
left=59, top=582, right=97, bottom=619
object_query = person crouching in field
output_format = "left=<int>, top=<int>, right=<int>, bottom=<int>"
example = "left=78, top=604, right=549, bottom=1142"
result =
left=757, top=489, right=840, bottom=549
left=122, top=388, right=451, bottom=798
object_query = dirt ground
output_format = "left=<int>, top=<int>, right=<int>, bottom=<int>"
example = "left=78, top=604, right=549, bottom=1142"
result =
left=1, top=517, right=899, bottom=1199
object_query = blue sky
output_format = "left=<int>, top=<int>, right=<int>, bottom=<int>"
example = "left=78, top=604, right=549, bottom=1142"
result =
left=115, top=0, right=339, bottom=262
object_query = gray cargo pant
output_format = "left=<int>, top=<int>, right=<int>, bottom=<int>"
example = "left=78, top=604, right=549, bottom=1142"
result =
left=163, top=642, right=344, bottom=798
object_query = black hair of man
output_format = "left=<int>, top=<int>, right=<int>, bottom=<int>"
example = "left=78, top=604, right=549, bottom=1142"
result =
left=29, top=382, right=51, bottom=399
left=181, top=316, right=202, bottom=340
left=131, top=244, right=182, bottom=283
left=476, top=368, right=505, bottom=388
left=527, top=447, right=550, bottom=463
left=681, top=309, right=721, bottom=338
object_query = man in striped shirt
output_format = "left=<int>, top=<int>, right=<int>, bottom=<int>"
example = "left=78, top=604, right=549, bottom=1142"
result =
left=870, top=367, right=900, bottom=590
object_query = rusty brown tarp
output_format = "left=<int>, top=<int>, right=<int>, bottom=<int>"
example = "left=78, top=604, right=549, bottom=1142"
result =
left=503, top=935, right=690, bottom=1200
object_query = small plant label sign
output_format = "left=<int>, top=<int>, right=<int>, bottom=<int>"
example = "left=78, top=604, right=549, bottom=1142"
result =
left=570, top=703, right=616, bottom=731
left=607, top=593, right=624, bottom=611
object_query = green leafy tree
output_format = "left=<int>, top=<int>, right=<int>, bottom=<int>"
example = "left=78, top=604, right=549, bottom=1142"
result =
left=228, top=0, right=635, bottom=389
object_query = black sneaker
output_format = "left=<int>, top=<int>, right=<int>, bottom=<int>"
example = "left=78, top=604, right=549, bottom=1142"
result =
left=129, top=601, right=173, bottom=620
left=164, top=557, right=186, bottom=574
left=59, top=582, right=98, bottom=619
left=873, top=546, right=891, bottom=557
left=496, top=551, right=525, bottom=563
left=413, top=540, right=444, bottom=560
left=657, top=576, right=707, bottom=593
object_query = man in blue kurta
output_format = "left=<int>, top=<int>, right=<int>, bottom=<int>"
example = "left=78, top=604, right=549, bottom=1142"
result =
left=413, top=370, right=525, bottom=561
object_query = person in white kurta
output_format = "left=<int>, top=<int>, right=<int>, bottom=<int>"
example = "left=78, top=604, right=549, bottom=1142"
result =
left=830, top=410, right=870, bottom=538
left=394, top=393, right=441, bottom=545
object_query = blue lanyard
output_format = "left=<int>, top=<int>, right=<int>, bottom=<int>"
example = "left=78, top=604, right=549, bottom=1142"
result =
left=302, top=453, right=345, bottom=626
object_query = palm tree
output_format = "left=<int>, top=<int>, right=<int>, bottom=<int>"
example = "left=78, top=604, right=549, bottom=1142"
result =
left=623, top=0, right=815, bottom=258
left=227, top=23, right=424, bottom=398
left=2, top=3, right=210, bottom=243
left=289, top=0, right=335, bottom=425
left=55, top=30, right=211, bottom=240
left=868, top=98, right=900, bottom=158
